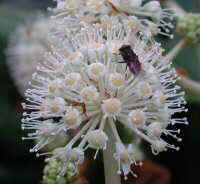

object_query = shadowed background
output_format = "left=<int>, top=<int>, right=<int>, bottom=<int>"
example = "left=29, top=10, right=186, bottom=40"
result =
left=0, top=0, right=200, bottom=184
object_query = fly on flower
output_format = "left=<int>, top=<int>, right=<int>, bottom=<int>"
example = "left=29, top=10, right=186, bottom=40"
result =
left=118, top=45, right=141, bottom=76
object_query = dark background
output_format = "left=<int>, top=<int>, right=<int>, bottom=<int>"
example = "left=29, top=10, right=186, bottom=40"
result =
left=0, top=0, right=200, bottom=184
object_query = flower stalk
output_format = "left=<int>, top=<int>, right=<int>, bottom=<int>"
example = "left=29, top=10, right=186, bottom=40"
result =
left=103, top=123, right=121, bottom=184
left=164, top=38, right=187, bottom=63
left=165, top=38, right=200, bottom=96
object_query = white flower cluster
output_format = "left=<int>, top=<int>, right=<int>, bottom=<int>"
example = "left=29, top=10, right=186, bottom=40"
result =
left=51, top=0, right=174, bottom=38
left=7, top=15, right=54, bottom=95
left=22, top=23, right=187, bottom=178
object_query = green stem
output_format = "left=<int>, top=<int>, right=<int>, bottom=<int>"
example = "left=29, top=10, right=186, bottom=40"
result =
left=177, top=75, right=200, bottom=96
left=165, top=38, right=200, bottom=96
left=103, top=123, right=121, bottom=184
left=165, top=38, right=187, bottom=63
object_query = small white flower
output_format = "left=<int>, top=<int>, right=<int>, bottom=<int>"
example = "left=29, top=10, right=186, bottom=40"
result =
left=87, top=129, right=108, bottom=150
left=147, top=122, right=162, bottom=139
left=87, top=63, right=106, bottom=80
left=114, top=142, right=137, bottom=179
left=128, top=110, right=146, bottom=128
left=108, top=73, right=125, bottom=90
left=48, top=145, right=84, bottom=175
left=64, top=72, right=81, bottom=89
left=143, top=1, right=162, bottom=20
left=102, top=98, right=122, bottom=117
left=87, top=0, right=110, bottom=14
left=66, top=51, right=84, bottom=65
left=120, top=0, right=142, bottom=13
left=62, top=108, right=82, bottom=130
left=136, top=81, right=152, bottom=99
left=80, top=86, right=99, bottom=101
left=48, top=79, right=63, bottom=95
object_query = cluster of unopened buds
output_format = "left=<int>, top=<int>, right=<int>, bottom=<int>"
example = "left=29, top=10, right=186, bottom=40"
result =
left=21, top=0, right=187, bottom=180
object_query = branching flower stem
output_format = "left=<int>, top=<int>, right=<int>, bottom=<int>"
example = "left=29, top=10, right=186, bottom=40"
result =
left=165, top=38, right=200, bottom=96
left=165, top=38, right=187, bottom=64
left=177, top=75, right=200, bottom=96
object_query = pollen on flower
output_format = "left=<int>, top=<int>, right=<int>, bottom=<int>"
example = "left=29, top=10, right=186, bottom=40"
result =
left=87, top=63, right=106, bottom=80
left=129, top=110, right=146, bottom=127
left=63, top=108, right=81, bottom=127
left=48, top=79, right=62, bottom=94
left=87, top=130, right=108, bottom=150
left=126, top=16, right=141, bottom=33
left=102, top=98, right=122, bottom=117
left=136, top=81, right=152, bottom=99
left=109, top=73, right=125, bottom=89
left=80, top=86, right=99, bottom=101
left=50, top=97, right=66, bottom=114
left=67, top=148, right=84, bottom=163
left=119, top=152, right=130, bottom=164
left=67, top=51, right=84, bottom=64
left=65, top=72, right=81, bottom=88
left=87, top=0, right=110, bottom=14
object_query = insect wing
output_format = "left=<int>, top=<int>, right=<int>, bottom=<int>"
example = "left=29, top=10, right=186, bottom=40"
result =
left=128, top=59, right=141, bottom=76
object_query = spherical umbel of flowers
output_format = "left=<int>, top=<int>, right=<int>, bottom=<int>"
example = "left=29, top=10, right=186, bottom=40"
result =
left=22, top=25, right=187, bottom=178
left=51, top=0, right=174, bottom=39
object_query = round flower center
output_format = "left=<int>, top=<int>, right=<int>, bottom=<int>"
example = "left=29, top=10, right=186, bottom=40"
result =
left=129, top=110, right=146, bottom=126
left=50, top=97, right=65, bottom=113
left=80, top=86, right=99, bottom=101
left=137, top=82, right=152, bottom=98
left=87, top=130, right=108, bottom=149
left=109, top=73, right=125, bottom=89
left=65, top=73, right=81, bottom=87
left=128, top=19, right=140, bottom=32
left=148, top=122, right=162, bottom=138
left=63, top=109, right=81, bottom=127
left=40, top=104, right=46, bottom=111
left=88, top=63, right=105, bottom=80
left=68, top=149, right=83, bottom=163
left=48, top=80, right=61, bottom=94
left=67, top=51, right=83, bottom=64
left=65, top=114, right=77, bottom=125
left=102, top=98, right=121, bottom=116
left=64, top=109, right=80, bottom=126
left=120, top=152, right=130, bottom=164
left=53, top=62, right=65, bottom=71
left=50, top=103, right=61, bottom=113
